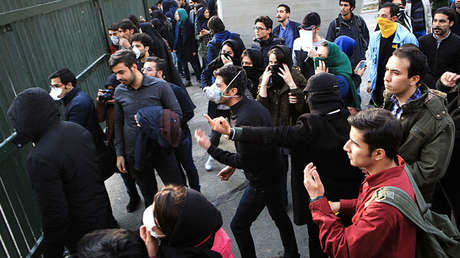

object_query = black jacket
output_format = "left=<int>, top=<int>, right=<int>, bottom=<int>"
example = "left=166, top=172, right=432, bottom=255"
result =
left=62, top=87, right=105, bottom=151
left=251, top=35, right=285, bottom=66
left=207, top=97, right=282, bottom=189
left=419, top=32, right=460, bottom=82
left=7, top=88, right=117, bottom=257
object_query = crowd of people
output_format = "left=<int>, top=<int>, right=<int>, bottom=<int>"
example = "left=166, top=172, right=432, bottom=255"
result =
left=6, top=0, right=460, bottom=257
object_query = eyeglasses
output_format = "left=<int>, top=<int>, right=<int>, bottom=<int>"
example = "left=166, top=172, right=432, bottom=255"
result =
left=254, top=26, right=267, bottom=31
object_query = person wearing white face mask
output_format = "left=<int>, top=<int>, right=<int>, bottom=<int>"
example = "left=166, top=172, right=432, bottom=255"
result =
left=108, top=23, right=120, bottom=55
left=130, top=33, right=153, bottom=69
left=195, top=65, right=300, bottom=258
left=48, top=68, right=106, bottom=154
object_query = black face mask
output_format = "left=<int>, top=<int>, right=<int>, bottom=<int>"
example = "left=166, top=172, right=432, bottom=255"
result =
left=269, top=64, right=284, bottom=88
left=243, top=66, right=260, bottom=80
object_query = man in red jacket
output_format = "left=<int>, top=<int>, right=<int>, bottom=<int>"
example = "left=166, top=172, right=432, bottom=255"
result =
left=304, top=108, right=417, bottom=258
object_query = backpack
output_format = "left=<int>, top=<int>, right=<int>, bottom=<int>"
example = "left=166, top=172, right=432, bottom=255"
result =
left=367, top=165, right=460, bottom=258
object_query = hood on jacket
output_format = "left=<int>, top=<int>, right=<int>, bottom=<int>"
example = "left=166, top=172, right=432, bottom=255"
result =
left=151, top=9, right=167, bottom=23
left=196, top=7, right=209, bottom=31
left=268, top=44, right=293, bottom=68
left=334, top=35, right=356, bottom=59
left=7, top=87, right=60, bottom=145
left=162, top=0, right=178, bottom=19
left=221, top=38, right=245, bottom=65
left=304, top=73, right=344, bottom=115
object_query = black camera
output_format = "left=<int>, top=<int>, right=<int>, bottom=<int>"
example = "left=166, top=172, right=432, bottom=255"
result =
left=99, top=89, right=114, bottom=103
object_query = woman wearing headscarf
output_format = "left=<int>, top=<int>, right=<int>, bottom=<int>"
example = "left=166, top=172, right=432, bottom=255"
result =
left=241, top=48, right=264, bottom=98
left=200, top=38, right=245, bottom=171
left=140, top=185, right=234, bottom=258
left=195, top=7, right=212, bottom=67
left=205, top=73, right=364, bottom=258
left=174, top=8, right=202, bottom=87
left=151, top=9, right=174, bottom=48
left=313, top=41, right=361, bottom=111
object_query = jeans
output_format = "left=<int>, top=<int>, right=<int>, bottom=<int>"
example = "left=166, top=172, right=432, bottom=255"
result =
left=230, top=184, right=299, bottom=258
left=175, top=135, right=200, bottom=191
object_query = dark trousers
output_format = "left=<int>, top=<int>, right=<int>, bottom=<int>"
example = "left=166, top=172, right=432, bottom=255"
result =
left=280, top=151, right=289, bottom=207
left=175, top=134, right=200, bottom=191
left=127, top=148, right=186, bottom=207
left=119, top=172, right=140, bottom=200
left=230, top=184, right=299, bottom=258
left=178, top=55, right=201, bottom=82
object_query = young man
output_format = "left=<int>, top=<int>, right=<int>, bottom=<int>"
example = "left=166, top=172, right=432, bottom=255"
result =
left=383, top=46, right=454, bottom=202
left=118, top=19, right=136, bottom=49
left=419, top=7, right=460, bottom=82
left=251, top=16, right=285, bottom=66
left=129, top=33, right=153, bottom=68
left=142, top=57, right=200, bottom=191
left=195, top=65, right=299, bottom=258
left=108, top=23, right=120, bottom=54
left=7, top=88, right=118, bottom=257
left=273, top=4, right=300, bottom=49
left=304, top=108, right=417, bottom=257
left=326, top=0, right=370, bottom=68
left=110, top=49, right=184, bottom=207
left=368, top=2, right=418, bottom=107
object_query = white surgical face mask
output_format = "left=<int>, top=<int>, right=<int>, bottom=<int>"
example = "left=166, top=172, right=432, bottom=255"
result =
left=110, top=35, right=119, bottom=45
left=49, top=87, right=63, bottom=101
left=143, top=205, right=162, bottom=238
left=203, top=70, right=242, bottom=104
left=132, top=46, right=141, bottom=59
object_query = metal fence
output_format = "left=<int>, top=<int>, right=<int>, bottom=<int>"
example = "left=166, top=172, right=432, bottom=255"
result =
left=0, top=0, right=155, bottom=256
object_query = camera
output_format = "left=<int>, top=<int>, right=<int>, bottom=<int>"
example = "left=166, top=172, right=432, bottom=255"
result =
left=99, top=89, right=114, bottom=103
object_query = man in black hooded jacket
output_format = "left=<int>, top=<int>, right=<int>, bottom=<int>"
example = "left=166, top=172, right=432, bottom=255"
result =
left=7, top=88, right=118, bottom=257
left=206, top=73, right=364, bottom=258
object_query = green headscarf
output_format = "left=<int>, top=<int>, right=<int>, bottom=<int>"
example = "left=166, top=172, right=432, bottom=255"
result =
left=177, top=8, right=188, bottom=28
left=314, top=41, right=361, bottom=108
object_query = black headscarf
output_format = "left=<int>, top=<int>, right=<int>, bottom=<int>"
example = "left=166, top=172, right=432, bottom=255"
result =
left=221, top=38, right=244, bottom=66
left=158, top=189, right=223, bottom=258
left=304, top=73, right=345, bottom=115
left=196, top=7, right=209, bottom=31
left=242, top=48, right=264, bottom=98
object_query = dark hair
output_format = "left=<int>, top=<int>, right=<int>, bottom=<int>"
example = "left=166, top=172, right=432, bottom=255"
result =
left=108, top=23, right=118, bottom=31
left=208, top=16, right=225, bottom=34
left=348, top=108, right=402, bottom=159
left=268, top=47, right=287, bottom=65
left=434, top=7, right=457, bottom=24
left=108, top=49, right=137, bottom=69
left=48, top=68, right=77, bottom=87
left=118, top=19, right=136, bottom=31
left=254, top=16, right=273, bottom=29
left=154, top=185, right=187, bottom=237
left=302, top=12, right=321, bottom=27
left=379, top=2, right=399, bottom=17
left=214, top=65, right=247, bottom=96
left=76, top=229, right=148, bottom=258
left=128, top=14, right=139, bottom=28
left=129, top=33, right=153, bottom=47
left=340, top=0, right=356, bottom=9
left=392, top=45, right=426, bottom=80
left=277, top=4, right=290, bottom=13
left=145, top=56, right=167, bottom=72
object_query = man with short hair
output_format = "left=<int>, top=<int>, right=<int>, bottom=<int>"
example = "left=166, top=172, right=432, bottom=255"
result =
left=206, top=16, right=245, bottom=65
left=195, top=65, right=299, bottom=258
left=419, top=7, right=460, bottom=82
left=383, top=46, right=455, bottom=202
left=368, top=2, right=418, bottom=107
left=108, top=23, right=120, bottom=54
left=7, top=88, right=118, bottom=257
left=142, top=57, right=200, bottom=191
left=118, top=19, right=136, bottom=49
left=130, top=33, right=153, bottom=68
left=273, top=4, right=300, bottom=50
left=326, top=0, right=370, bottom=68
left=110, top=49, right=185, bottom=207
left=48, top=68, right=105, bottom=152
left=251, top=16, right=285, bottom=66
left=304, top=108, right=417, bottom=257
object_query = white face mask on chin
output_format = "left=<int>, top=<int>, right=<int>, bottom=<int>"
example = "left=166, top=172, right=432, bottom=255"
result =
left=49, top=87, right=63, bottom=101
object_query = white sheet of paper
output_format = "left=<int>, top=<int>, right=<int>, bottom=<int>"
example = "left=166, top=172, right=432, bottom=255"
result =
left=299, top=30, right=313, bottom=51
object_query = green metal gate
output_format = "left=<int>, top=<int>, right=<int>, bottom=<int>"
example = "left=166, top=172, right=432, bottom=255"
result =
left=0, top=0, right=155, bottom=256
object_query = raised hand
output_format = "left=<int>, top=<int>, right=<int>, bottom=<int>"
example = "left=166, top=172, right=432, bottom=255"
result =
left=194, top=129, right=211, bottom=150
left=204, top=114, right=231, bottom=135
left=303, top=162, right=325, bottom=199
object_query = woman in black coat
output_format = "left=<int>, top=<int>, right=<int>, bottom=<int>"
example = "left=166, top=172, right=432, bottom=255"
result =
left=174, top=8, right=202, bottom=86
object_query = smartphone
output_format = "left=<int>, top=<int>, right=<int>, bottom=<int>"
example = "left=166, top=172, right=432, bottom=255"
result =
left=359, top=60, right=366, bottom=69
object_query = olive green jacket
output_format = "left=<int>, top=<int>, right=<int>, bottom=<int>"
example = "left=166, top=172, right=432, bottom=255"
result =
left=383, top=84, right=455, bottom=202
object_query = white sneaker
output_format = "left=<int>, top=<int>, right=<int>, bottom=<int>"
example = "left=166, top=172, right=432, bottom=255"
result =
left=205, top=156, right=215, bottom=171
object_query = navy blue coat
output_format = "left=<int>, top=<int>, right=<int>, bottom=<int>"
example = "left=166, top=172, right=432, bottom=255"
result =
left=273, top=20, right=300, bottom=48
left=174, top=20, right=198, bottom=61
